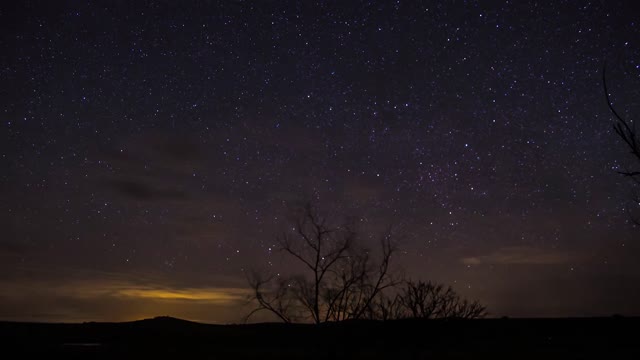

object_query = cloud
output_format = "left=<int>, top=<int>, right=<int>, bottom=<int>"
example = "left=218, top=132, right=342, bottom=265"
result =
left=0, top=239, right=29, bottom=256
left=461, top=246, right=580, bottom=266
left=0, top=270, right=252, bottom=323
left=109, top=179, right=186, bottom=201
left=99, top=132, right=210, bottom=202
left=0, top=277, right=250, bottom=304
left=113, top=286, right=249, bottom=302
left=154, top=136, right=202, bottom=162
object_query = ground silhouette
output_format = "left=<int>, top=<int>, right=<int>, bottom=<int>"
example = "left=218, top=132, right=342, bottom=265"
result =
left=2, top=316, right=639, bottom=359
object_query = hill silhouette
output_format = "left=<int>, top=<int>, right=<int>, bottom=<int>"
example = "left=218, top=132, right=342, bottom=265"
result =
left=129, top=316, right=205, bottom=328
left=1, top=316, right=639, bottom=359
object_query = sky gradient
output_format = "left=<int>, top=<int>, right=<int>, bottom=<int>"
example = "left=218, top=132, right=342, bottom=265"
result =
left=2, top=1, right=640, bottom=323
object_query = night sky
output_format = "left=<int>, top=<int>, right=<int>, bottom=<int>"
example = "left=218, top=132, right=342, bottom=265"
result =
left=2, top=1, right=640, bottom=323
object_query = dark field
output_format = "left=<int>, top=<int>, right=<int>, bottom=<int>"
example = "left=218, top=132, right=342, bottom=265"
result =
left=1, top=316, right=639, bottom=359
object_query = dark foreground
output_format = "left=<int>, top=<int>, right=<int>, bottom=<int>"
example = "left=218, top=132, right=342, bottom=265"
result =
left=1, top=316, right=639, bottom=359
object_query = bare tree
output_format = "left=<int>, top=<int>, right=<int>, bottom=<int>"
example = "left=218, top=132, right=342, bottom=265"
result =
left=246, top=203, right=399, bottom=324
left=325, top=230, right=399, bottom=322
left=603, top=63, right=640, bottom=177
left=372, top=280, right=486, bottom=320
left=245, top=272, right=298, bottom=323
left=245, top=203, right=487, bottom=323
left=603, top=63, right=640, bottom=224
left=446, top=297, right=487, bottom=319
left=367, top=291, right=405, bottom=321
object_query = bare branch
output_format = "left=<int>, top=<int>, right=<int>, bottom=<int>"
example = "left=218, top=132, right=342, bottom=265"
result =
left=394, top=280, right=486, bottom=320
left=604, top=62, right=640, bottom=175
left=603, top=62, right=640, bottom=227
left=245, top=272, right=294, bottom=323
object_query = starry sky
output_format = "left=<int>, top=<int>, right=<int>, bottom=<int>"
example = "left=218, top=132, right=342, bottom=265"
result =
left=2, top=1, right=640, bottom=323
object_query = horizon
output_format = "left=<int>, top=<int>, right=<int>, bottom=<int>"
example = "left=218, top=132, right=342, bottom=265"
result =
left=3, top=314, right=639, bottom=326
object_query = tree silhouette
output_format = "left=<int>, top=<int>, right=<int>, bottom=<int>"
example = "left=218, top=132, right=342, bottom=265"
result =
left=246, top=202, right=399, bottom=324
left=371, top=280, right=486, bottom=320
left=603, top=63, right=640, bottom=224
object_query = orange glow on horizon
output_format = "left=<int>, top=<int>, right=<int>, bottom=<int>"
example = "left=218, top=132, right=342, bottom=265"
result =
left=115, top=287, right=250, bottom=302
left=0, top=275, right=254, bottom=323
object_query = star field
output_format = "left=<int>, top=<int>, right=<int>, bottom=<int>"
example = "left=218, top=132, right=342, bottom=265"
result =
left=2, top=1, right=640, bottom=322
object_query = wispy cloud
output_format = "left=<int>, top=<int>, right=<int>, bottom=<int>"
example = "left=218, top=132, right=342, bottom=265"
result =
left=461, top=246, right=580, bottom=266
left=109, top=179, right=187, bottom=201
left=108, top=285, right=250, bottom=303
left=0, top=268, right=252, bottom=323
